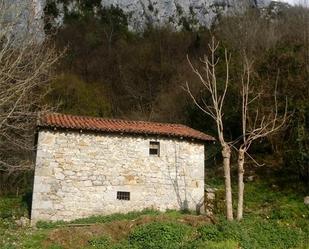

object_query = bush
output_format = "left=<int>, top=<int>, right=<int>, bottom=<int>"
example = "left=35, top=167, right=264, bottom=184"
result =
left=0, top=197, right=28, bottom=219
left=197, top=224, right=220, bottom=241
left=88, top=236, right=111, bottom=248
left=128, top=222, right=193, bottom=249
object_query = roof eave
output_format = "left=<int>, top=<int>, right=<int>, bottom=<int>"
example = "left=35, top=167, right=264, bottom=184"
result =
left=37, top=125, right=215, bottom=143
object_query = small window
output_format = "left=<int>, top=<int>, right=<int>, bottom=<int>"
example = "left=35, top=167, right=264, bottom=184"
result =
left=149, top=141, right=160, bottom=156
left=117, top=191, right=130, bottom=200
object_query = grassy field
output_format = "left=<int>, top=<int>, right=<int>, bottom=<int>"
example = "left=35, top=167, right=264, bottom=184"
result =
left=0, top=179, right=308, bottom=249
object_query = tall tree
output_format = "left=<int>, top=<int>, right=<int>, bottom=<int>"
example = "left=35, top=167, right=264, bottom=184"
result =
left=185, top=37, right=234, bottom=220
left=236, top=57, right=287, bottom=220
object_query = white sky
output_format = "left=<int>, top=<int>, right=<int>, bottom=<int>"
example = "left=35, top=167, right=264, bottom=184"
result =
left=277, top=0, right=308, bottom=5
left=280, top=0, right=295, bottom=3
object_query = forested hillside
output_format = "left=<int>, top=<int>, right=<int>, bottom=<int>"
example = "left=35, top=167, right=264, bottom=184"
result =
left=42, top=2, right=309, bottom=191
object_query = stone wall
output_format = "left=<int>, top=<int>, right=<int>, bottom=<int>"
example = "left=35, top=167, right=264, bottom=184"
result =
left=31, top=130, right=205, bottom=224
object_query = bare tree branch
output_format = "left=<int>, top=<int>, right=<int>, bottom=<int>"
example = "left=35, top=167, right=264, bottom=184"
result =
left=0, top=1, right=60, bottom=174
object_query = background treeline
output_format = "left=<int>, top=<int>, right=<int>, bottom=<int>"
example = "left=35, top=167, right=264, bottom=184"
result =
left=1, top=3, right=308, bottom=194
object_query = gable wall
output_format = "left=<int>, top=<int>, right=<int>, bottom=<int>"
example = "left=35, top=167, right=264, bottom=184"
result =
left=31, top=130, right=205, bottom=224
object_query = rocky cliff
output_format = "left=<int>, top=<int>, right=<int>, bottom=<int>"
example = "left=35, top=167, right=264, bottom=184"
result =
left=4, top=0, right=45, bottom=41
left=7, top=0, right=274, bottom=34
left=100, top=0, right=271, bottom=31
left=47, top=0, right=273, bottom=31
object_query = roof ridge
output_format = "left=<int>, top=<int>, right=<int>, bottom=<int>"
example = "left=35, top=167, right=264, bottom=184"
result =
left=48, top=113, right=186, bottom=128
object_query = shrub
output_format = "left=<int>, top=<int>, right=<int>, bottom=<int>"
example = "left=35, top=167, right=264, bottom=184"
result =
left=128, top=222, right=192, bottom=249
left=88, top=236, right=111, bottom=248
left=197, top=224, right=220, bottom=241
left=0, top=197, right=28, bottom=219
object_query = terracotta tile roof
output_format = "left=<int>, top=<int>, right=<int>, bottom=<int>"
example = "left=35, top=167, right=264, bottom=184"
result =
left=38, top=113, right=215, bottom=142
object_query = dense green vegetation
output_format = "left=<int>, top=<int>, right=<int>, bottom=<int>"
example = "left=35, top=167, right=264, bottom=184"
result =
left=1, top=178, right=308, bottom=249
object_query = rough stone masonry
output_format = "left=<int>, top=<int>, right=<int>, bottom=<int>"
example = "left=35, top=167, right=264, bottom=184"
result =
left=31, top=129, right=205, bottom=224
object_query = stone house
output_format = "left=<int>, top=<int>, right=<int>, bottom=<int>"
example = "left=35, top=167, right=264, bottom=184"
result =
left=31, top=113, right=214, bottom=225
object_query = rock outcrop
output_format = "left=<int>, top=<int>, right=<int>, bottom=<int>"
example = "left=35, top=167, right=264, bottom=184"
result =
left=100, top=0, right=271, bottom=31
left=7, top=0, right=282, bottom=37
left=4, top=0, right=46, bottom=41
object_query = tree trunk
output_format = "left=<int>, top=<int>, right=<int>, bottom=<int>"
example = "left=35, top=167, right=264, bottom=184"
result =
left=237, top=148, right=245, bottom=220
left=222, top=144, right=233, bottom=221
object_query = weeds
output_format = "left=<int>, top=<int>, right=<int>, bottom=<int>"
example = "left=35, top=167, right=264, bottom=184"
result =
left=36, top=209, right=161, bottom=229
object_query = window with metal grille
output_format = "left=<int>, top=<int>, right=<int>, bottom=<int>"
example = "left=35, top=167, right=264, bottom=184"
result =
left=149, top=141, right=160, bottom=156
left=117, top=191, right=130, bottom=200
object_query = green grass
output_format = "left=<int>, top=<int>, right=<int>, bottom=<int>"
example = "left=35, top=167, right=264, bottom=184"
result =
left=0, top=179, right=308, bottom=249
left=36, top=208, right=161, bottom=229
left=198, top=217, right=307, bottom=249
left=210, top=178, right=309, bottom=249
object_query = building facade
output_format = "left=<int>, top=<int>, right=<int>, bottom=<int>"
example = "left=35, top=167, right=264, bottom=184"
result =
left=31, top=113, right=214, bottom=224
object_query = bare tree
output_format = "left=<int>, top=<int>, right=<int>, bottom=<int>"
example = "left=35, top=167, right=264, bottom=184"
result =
left=185, top=37, right=287, bottom=221
left=185, top=37, right=234, bottom=221
left=0, top=1, right=59, bottom=175
left=236, top=56, right=287, bottom=220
